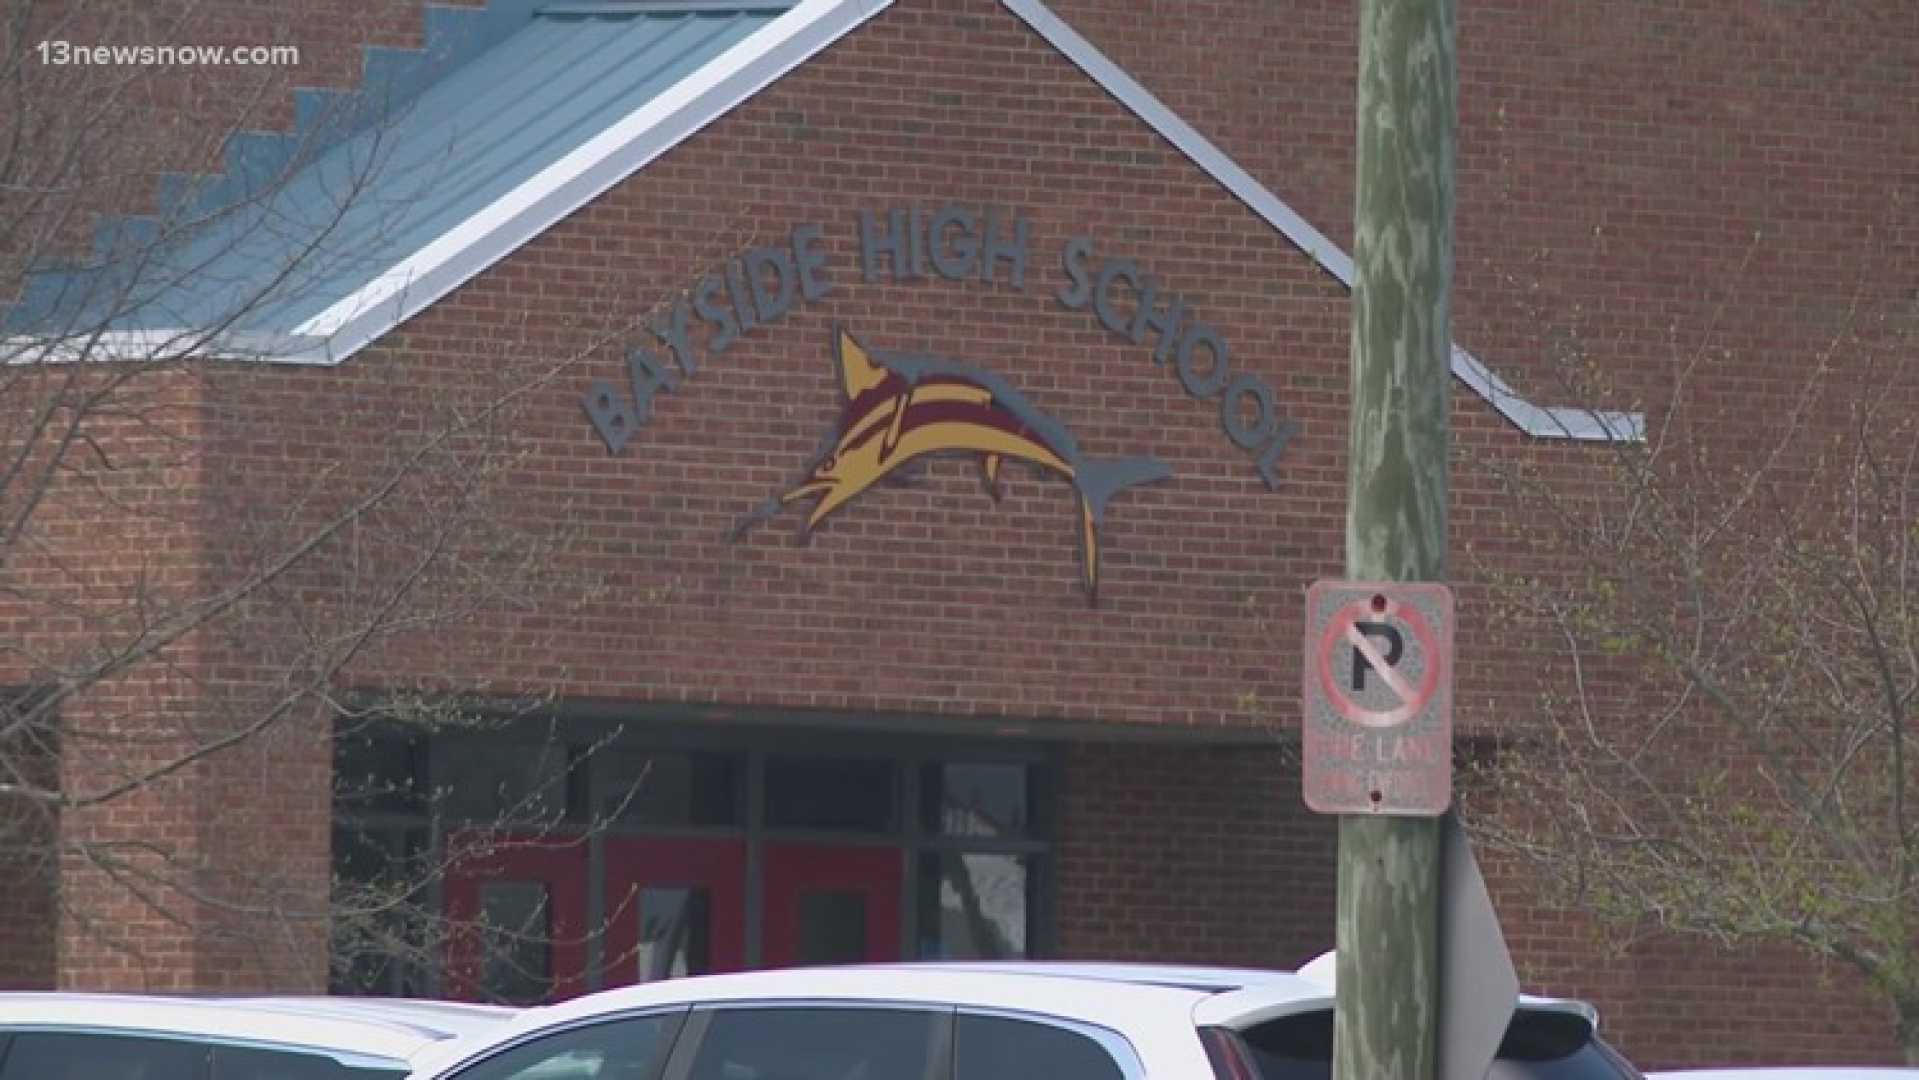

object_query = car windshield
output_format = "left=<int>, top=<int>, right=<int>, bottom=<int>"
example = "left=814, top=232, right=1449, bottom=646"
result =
left=1222, top=1008, right=1645, bottom=1080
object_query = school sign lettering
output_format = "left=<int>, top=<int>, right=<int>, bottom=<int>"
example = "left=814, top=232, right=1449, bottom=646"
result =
left=583, top=205, right=1300, bottom=489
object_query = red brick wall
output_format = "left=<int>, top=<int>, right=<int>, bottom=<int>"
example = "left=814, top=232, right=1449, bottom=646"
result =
left=1054, top=741, right=1336, bottom=970
left=0, top=370, right=217, bottom=990
left=184, top=0, right=1909, bottom=1061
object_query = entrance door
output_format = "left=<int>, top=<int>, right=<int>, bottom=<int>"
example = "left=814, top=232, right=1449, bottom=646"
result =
left=442, top=832, right=589, bottom=1004
left=602, top=836, right=747, bottom=986
left=761, top=843, right=902, bottom=968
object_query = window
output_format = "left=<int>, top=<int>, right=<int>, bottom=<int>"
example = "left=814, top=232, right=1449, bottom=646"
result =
left=763, top=756, right=894, bottom=832
left=916, top=851, right=1031, bottom=960
left=922, top=763, right=1031, bottom=837
left=1487, top=1012, right=1646, bottom=1080
left=0, top=1032, right=208, bottom=1080
left=955, top=1014, right=1125, bottom=1080
left=440, top=735, right=582, bottom=825
left=636, top=887, right=712, bottom=981
left=478, top=880, right=556, bottom=1006
left=683, top=1007, right=940, bottom=1080
left=327, top=714, right=1059, bottom=991
left=213, top=1046, right=409, bottom=1079
left=330, top=824, right=432, bottom=996
left=597, top=751, right=740, bottom=827
left=795, top=890, right=869, bottom=965
left=448, top=1015, right=681, bottom=1080
left=0, top=1035, right=410, bottom=1080
left=1226, top=1009, right=1644, bottom=1080
left=334, top=729, right=428, bottom=815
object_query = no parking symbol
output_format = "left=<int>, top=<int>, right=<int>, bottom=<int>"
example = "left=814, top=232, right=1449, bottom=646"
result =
left=1301, top=581, right=1454, bottom=816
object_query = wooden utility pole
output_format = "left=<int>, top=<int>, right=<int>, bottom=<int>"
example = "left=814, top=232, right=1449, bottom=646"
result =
left=1334, top=0, right=1456, bottom=1078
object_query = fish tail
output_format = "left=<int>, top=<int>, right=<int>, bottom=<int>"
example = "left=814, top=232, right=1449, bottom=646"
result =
left=728, top=497, right=786, bottom=542
left=1079, top=497, right=1100, bottom=603
left=981, top=453, right=1003, bottom=501
left=1070, top=457, right=1172, bottom=604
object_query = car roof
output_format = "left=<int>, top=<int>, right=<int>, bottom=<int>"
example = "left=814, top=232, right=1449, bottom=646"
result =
left=860, top=956, right=1600, bottom=1028
left=852, top=960, right=1329, bottom=993
left=0, top=992, right=509, bottom=1068
left=213, top=995, right=519, bottom=1042
left=409, top=967, right=1226, bottom=1077
left=410, top=957, right=1611, bottom=1076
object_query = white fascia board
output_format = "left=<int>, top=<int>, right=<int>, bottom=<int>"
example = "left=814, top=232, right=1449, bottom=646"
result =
left=1, top=329, right=334, bottom=365
left=1000, top=0, right=1643, bottom=444
left=292, top=0, right=893, bottom=360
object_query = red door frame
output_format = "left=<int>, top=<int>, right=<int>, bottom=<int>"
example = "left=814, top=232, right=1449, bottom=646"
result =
left=442, top=831, right=589, bottom=1003
left=601, top=835, right=747, bottom=987
left=761, top=842, right=903, bottom=968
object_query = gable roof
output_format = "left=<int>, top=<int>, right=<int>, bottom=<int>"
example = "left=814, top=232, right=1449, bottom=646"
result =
left=1001, top=0, right=1641, bottom=443
left=1, top=0, right=885, bottom=362
left=3, top=0, right=1639, bottom=443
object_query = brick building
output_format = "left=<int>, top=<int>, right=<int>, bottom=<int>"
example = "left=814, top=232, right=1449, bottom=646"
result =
left=2, top=0, right=1913, bottom=1069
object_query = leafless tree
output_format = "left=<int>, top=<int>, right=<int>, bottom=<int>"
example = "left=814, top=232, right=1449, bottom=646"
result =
left=1462, top=278, right=1919, bottom=1061
left=0, top=0, right=709, bottom=995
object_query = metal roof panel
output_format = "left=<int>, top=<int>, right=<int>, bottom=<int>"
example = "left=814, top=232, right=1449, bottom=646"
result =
left=26, top=6, right=787, bottom=348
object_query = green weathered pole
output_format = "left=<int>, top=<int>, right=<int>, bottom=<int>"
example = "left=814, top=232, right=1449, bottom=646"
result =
left=1335, top=0, right=1455, bottom=1078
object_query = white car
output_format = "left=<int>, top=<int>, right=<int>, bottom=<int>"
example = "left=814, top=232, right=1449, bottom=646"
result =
left=403, top=956, right=1644, bottom=1079
left=0, top=992, right=516, bottom=1078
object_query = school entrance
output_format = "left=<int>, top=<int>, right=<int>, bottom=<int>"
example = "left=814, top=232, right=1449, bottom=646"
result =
left=333, top=713, right=1054, bottom=1004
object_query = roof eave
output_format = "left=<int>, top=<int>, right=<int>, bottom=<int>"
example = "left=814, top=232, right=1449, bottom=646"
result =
left=293, top=0, right=893, bottom=366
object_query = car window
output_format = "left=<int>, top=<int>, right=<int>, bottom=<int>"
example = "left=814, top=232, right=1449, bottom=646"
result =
left=213, top=1044, right=410, bottom=1079
left=448, top=1015, right=679, bottom=1080
left=0, top=1031, right=210, bottom=1080
left=682, top=1007, right=942, bottom=1080
left=955, top=1013, right=1125, bottom=1080
left=1224, top=1009, right=1643, bottom=1080
left=1488, top=1011, right=1645, bottom=1080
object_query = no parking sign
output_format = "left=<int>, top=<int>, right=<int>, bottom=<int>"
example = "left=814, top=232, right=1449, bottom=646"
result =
left=1302, top=581, right=1454, bottom=815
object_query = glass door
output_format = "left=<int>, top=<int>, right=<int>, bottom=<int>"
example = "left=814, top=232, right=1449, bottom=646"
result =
left=602, top=836, right=747, bottom=985
left=442, top=832, right=589, bottom=1003
left=760, top=843, right=902, bottom=968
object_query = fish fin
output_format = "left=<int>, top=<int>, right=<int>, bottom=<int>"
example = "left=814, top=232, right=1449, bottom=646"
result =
left=1079, top=496, right=1101, bottom=606
left=882, top=388, right=911, bottom=457
left=833, top=324, right=888, bottom=401
left=1074, top=456, right=1173, bottom=524
left=1071, top=457, right=1170, bottom=605
left=728, top=497, right=785, bottom=542
left=981, top=453, right=1002, bottom=500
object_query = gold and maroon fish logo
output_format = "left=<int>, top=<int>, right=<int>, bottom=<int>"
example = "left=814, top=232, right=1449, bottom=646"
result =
left=732, top=325, right=1172, bottom=604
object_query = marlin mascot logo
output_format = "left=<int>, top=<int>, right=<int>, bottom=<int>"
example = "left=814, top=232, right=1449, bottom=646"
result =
left=732, top=324, right=1172, bottom=604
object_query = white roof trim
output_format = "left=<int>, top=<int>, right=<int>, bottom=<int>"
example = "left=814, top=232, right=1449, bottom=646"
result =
left=1000, top=0, right=1643, bottom=442
left=289, top=0, right=894, bottom=363
left=2, top=329, right=333, bottom=365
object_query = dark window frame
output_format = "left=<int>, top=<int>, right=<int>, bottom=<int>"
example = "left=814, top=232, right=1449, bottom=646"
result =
left=329, top=705, right=1062, bottom=995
